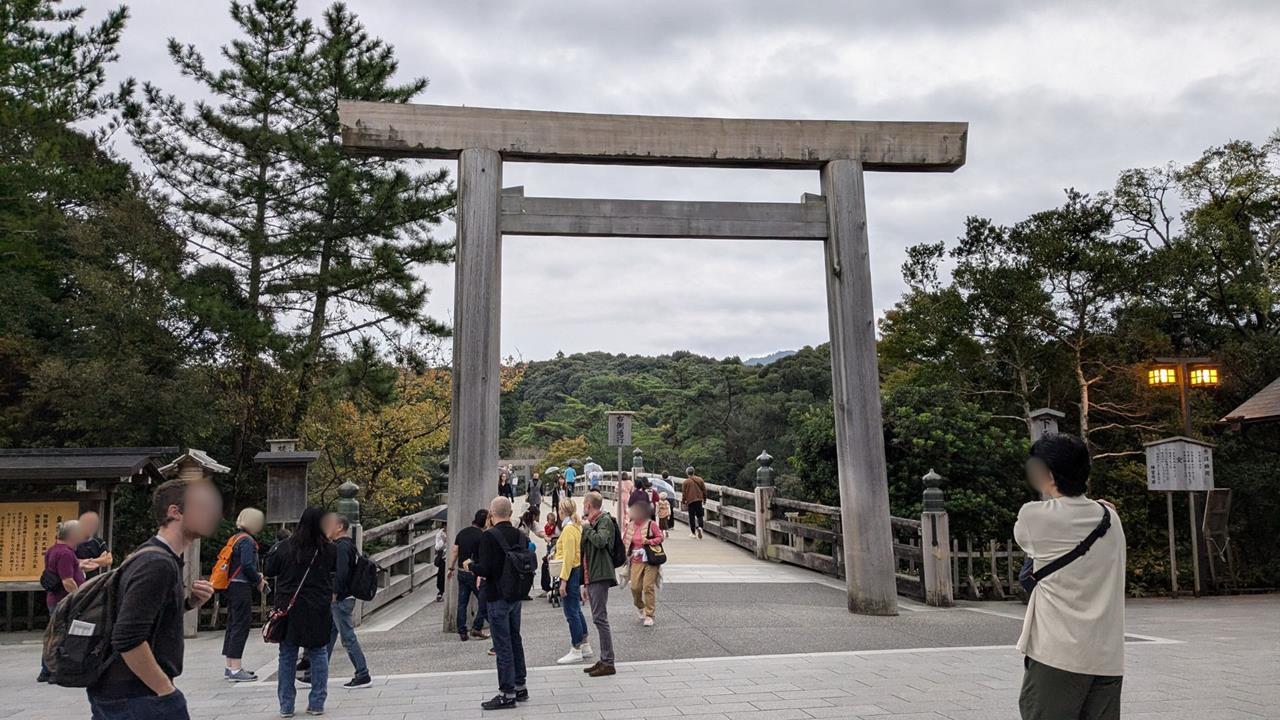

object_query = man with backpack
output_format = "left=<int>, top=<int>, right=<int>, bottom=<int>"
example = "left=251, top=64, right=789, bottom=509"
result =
left=580, top=491, right=621, bottom=677
left=473, top=496, right=535, bottom=710
left=78, top=477, right=220, bottom=719
left=324, top=513, right=372, bottom=689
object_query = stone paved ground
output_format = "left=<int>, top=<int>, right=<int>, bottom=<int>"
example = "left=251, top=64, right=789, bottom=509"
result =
left=3, top=582, right=1276, bottom=719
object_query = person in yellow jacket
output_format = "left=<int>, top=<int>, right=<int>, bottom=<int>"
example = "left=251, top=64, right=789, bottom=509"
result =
left=554, top=498, right=593, bottom=664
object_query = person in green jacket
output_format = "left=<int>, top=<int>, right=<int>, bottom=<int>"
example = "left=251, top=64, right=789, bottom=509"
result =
left=580, top=492, right=618, bottom=677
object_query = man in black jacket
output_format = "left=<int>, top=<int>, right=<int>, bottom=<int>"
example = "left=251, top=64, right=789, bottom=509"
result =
left=472, top=496, right=528, bottom=710
left=324, top=513, right=371, bottom=688
left=86, top=478, right=219, bottom=720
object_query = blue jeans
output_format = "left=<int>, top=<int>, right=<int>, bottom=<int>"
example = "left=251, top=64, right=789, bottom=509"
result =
left=88, top=689, right=189, bottom=720
left=457, top=572, right=487, bottom=633
left=327, top=598, right=368, bottom=677
left=278, top=642, right=328, bottom=714
left=561, top=566, right=588, bottom=646
left=487, top=597, right=526, bottom=697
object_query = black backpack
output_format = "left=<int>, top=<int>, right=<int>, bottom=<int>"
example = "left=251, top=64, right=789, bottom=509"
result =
left=349, top=551, right=378, bottom=602
left=492, top=528, right=537, bottom=601
left=43, top=546, right=169, bottom=687
left=607, top=514, right=627, bottom=568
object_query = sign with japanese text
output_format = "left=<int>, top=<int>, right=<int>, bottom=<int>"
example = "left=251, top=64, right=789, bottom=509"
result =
left=1145, top=437, right=1215, bottom=492
left=606, top=412, right=633, bottom=447
left=0, top=501, right=79, bottom=582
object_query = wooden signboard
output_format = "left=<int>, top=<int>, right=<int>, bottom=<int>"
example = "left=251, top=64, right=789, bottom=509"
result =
left=0, top=501, right=79, bottom=582
left=1145, top=437, right=1215, bottom=492
left=606, top=412, right=633, bottom=447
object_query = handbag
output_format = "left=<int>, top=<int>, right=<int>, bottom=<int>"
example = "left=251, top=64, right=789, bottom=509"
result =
left=643, top=521, right=667, bottom=566
left=1019, top=502, right=1111, bottom=594
left=262, top=548, right=319, bottom=644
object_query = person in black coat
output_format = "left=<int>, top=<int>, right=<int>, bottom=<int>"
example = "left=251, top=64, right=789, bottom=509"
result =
left=264, top=507, right=336, bottom=717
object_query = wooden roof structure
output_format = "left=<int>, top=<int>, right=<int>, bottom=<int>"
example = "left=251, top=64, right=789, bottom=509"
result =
left=1222, top=376, right=1280, bottom=426
left=0, top=447, right=177, bottom=483
left=159, top=448, right=230, bottom=477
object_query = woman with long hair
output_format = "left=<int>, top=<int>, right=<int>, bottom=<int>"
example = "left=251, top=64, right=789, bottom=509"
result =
left=553, top=497, right=593, bottom=664
left=265, top=507, right=336, bottom=717
left=222, top=507, right=266, bottom=682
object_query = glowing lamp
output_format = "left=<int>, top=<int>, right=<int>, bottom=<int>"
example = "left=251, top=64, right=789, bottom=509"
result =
left=1188, top=366, right=1220, bottom=387
left=1147, top=367, right=1178, bottom=387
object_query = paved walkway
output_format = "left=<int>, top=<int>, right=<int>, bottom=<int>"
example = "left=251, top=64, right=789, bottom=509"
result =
left=3, top=497, right=1276, bottom=718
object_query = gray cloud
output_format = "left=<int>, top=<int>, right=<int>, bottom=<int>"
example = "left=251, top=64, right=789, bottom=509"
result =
left=103, top=0, right=1280, bottom=360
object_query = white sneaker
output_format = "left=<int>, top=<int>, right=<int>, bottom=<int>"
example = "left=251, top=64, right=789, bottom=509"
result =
left=557, top=647, right=584, bottom=664
left=638, top=609, right=647, bottom=621
left=643, top=617, right=655, bottom=627
left=581, top=644, right=594, bottom=658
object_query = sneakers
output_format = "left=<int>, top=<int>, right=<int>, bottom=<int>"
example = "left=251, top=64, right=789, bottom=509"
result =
left=459, top=630, right=469, bottom=642
left=696, top=528, right=703, bottom=539
left=556, top=646, right=585, bottom=664
left=643, top=617, right=655, bottom=627
left=481, top=694, right=517, bottom=710
left=298, top=673, right=312, bottom=686
left=226, top=668, right=257, bottom=682
left=280, top=712, right=294, bottom=718
left=434, top=593, right=443, bottom=603
left=305, top=709, right=324, bottom=716
left=469, top=628, right=490, bottom=640
left=588, top=663, right=617, bottom=677
left=343, top=674, right=371, bottom=689
left=581, top=644, right=595, bottom=658
left=638, top=609, right=647, bottom=621
left=515, top=688, right=529, bottom=702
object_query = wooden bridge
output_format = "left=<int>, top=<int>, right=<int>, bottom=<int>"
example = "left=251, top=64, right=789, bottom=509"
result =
left=338, top=456, right=1004, bottom=628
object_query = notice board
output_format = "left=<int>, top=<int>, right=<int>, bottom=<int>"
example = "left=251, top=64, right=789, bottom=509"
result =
left=0, top=501, right=79, bottom=582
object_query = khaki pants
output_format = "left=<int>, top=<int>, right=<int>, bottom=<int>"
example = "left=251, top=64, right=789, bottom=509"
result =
left=629, top=563, right=659, bottom=618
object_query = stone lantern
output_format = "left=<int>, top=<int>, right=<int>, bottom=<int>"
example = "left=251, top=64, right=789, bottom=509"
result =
left=1028, top=408, right=1065, bottom=442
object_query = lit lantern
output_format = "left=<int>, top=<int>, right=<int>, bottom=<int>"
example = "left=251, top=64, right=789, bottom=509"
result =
left=1147, top=367, right=1178, bottom=387
left=1189, top=366, right=1220, bottom=387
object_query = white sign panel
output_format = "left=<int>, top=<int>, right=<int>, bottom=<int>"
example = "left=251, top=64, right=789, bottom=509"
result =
left=606, top=412, right=633, bottom=447
left=1145, top=438, right=1214, bottom=492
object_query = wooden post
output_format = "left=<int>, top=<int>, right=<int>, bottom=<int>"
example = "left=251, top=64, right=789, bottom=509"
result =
left=988, top=540, right=1005, bottom=599
left=821, top=159, right=897, bottom=616
left=1167, top=492, right=1179, bottom=597
left=754, top=485, right=774, bottom=561
left=182, top=538, right=200, bottom=638
left=921, top=510, right=953, bottom=607
left=443, top=147, right=503, bottom=632
left=1188, top=493, right=1201, bottom=596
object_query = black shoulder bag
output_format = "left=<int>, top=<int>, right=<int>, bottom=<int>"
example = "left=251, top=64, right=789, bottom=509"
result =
left=1019, top=502, right=1111, bottom=594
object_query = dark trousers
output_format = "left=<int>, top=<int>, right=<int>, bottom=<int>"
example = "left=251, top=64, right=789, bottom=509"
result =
left=687, top=501, right=705, bottom=532
left=487, top=597, right=526, bottom=696
left=221, top=582, right=253, bottom=659
left=434, top=555, right=446, bottom=595
left=89, top=689, right=189, bottom=720
left=1020, top=657, right=1122, bottom=720
left=586, top=581, right=614, bottom=664
left=457, top=571, right=487, bottom=633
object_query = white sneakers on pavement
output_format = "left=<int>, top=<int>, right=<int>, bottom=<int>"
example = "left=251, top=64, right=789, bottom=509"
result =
left=581, top=644, right=594, bottom=658
left=557, top=646, right=585, bottom=664
left=642, top=617, right=655, bottom=627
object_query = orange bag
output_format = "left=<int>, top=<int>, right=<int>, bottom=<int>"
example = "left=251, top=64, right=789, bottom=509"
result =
left=209, top=532, right=248, bottom=590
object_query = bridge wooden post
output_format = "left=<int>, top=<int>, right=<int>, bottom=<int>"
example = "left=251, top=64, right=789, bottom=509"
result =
left=821, top=159, right=898, bottom=616
left=442, top=147, right=503, bottom=632
left=921, top=471, right=954, bottom=606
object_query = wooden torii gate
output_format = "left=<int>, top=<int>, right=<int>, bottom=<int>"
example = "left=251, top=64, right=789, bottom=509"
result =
left=339, top=101, right=967, bottom=617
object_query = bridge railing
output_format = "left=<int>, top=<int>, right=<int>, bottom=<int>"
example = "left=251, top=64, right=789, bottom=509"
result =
left=355, top=503, right=447, bottom=622
left=587, top=456, right=953, bottom=607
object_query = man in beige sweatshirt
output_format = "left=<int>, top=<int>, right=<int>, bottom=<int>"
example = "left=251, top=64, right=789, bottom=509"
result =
left=1015, top=433, right=1126, bottom=720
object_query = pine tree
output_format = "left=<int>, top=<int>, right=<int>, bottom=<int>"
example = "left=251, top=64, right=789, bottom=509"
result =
left=283, top=3, right=453, bottom=423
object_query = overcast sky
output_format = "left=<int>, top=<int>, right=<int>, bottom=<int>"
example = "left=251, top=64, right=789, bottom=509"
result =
left=104, top=1, right=1280, bottom=361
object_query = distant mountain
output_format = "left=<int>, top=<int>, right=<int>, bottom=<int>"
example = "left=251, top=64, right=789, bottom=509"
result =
left=743, top=350, right=797, bottom=366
